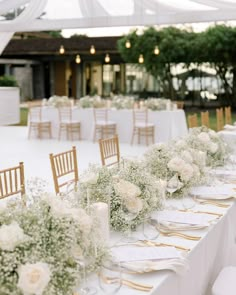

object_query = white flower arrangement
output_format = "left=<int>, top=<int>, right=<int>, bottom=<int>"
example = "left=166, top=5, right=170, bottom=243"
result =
left=144, top=142, right=207, bottom=198
left=111, top=96, right=135, bottom=109
left=185, top=126, right=229, bottom=167
left=78, top=161, right=164, bottom=232
left=47, top=95, right=71, bottom=108
left=144, top=98, right=174, bottom=111
left=0, top=194, right=108, bottom=295
left=78, top=95, right=106, bottom=108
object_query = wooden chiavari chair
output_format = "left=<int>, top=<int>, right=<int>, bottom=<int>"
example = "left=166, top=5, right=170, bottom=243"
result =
left=131, top=108, right=155, bottom=145
left=28, top=102, right=52, bottom=139
left=201, top=111, right=210, bottom=128
left=49, top=146, right=79, bottom=195
left=216, top=108, right=224, bottom=131
left=225, top=106, right=232, bottom=125
left=187, top=113, right=198, bottom=128
left=0, top=162, right=25, bottom=200
left=58, top=106, right=81, bottom=141
left=93, top=108, right=116, bottom=142
left=99, top=135, right=120, bottom=167
left=173, top=101, right=184, bottom=109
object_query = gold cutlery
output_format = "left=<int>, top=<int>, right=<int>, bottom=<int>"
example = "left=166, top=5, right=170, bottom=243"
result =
left=100, top=275, right=153, bottom=292
left=149, top=218, right=201, bottom=240
left=156, top=228, right=201, bottom=240
left=195, top=198, right=230, bottom=208
left=179, top=209, right=223, bottom=217
left=141, top=240, right=190, bottom=251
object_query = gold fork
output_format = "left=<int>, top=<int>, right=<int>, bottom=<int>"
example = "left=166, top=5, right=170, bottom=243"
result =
left=100, top=274, right=153, bottom=292
left=196, top=199, right=230, bottom=208
left=179, top=209, right=223, bottom=217
left=142, top=240, right=190, bottom=251
left=158, top=228, right=201, bottom=241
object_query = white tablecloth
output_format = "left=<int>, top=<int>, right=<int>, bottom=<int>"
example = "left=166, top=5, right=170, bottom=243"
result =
left=91, top=198, right=236, bottom=295
left=36, top=107, right=188, bottom=143
left=218, top=130, right=236, bottom=149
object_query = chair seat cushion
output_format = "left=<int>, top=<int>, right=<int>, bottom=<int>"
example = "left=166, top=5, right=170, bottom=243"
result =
left=96, top=120, right=116, bottom=126
left=212, top=266, right=236, bottom=295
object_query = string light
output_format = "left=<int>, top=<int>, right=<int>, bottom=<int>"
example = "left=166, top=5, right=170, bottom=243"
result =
left=59, top=45, right=65, bottom=54
left=125, top=39, right=131, bottom=48
left=154, top=45, right=160, bottom=55
left=138, top=54, right=144, bottom=64
left=105, top=53, right=110, bottom=63
left=90, top=45, right=96, bottom=54
left=75, top=54, right=81, bottom=64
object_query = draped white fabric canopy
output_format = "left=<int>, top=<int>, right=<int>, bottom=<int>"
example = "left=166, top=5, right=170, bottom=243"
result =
left=0, top=0, right=236, bottom=53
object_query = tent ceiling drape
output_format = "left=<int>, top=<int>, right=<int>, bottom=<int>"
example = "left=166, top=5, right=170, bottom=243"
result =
left=0, top=0, right=236, bottom=32
left=0, top=0, right=236, bottom=53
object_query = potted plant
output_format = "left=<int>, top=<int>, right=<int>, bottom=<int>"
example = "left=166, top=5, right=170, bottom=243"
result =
left=0, top=75, right=20, bottom=125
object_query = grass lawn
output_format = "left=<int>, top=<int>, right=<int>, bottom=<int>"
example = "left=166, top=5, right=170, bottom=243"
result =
left=17, top=107, right=235, bottom=131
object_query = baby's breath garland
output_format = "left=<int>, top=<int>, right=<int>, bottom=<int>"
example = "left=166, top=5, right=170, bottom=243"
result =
left=79, top=161, right=165, bottom=232
left=0, top=194, right=108, bottom=295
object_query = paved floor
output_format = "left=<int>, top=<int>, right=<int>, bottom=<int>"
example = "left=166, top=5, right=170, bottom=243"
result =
left=0, top=126, right=148, bottom=192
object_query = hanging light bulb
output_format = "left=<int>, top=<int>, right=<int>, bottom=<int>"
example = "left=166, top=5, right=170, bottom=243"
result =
left=138, top=54, right=144, bottom=64
left=90, top=45, right=96, bottom=54
left=154, top=45, right=160, bottom=55
left=105, top=53, right=110, bottom=63
left=75, top=54, right=81, bottom=64
left=125, top=39, right=131, bottom=48
left=59, top=45, right=65, bottom=54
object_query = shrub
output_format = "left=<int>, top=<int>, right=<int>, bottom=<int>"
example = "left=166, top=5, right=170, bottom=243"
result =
left=0, top=75, right=18, bottom=87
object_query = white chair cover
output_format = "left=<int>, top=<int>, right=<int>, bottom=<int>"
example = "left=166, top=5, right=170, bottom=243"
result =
left=212, top=266, right=236, bottom=295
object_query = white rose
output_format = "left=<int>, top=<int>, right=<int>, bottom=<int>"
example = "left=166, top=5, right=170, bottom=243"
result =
left=209, top=130, right=218, bottom=138
left=191, top=150, right=206, bottom=168
left=175, top=139, right=187, bottom=149
left=124, top=197, right=143, bottom=214
left=181, top=150, right=193, bottom=163
left=209, top=142, right=218, bottom=154
left=197, top=132, right=211, bottom=143
left=180, top=163, right=194, bottom=182
left=0, top=221, right=29, bottom=251
left=167, top=157, right=186, bottom=172
left=18, top=262, right=51, bottom=295
left=167, top=174, right=183, bottom=193
left=113, top=179, right=141, bottom=199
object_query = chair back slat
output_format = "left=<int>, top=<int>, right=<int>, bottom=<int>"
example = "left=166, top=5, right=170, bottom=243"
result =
left=188, top=113, right=198, bottom=128
left=0, top=162, right=25, bottom=199
left=216, top=108, right=224, bottom=131
left=49, top=146, right=79, bottom=194
left=225, top=106, right=232, bottom=125
left=99, top=135, right=120, bottom=167
left=201, top=111, right=210, bottom=128
left=94, top=108, right=108, bottom=122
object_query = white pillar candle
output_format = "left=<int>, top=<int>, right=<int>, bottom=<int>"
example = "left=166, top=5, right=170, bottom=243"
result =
left=90, top=202, right=110, bottom=244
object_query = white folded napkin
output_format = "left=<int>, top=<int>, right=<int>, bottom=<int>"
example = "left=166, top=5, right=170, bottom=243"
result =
left=190, top=186, right=235, bottom=200
left=159, top=220, right=208, bottom=231
left=152, top=210, right=211, bottom=226
left=120, top=258, right=188, bottom=275
left=111, top=246, right=180, bottom=263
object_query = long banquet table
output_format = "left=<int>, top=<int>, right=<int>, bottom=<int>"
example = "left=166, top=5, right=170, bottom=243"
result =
left=89, top=194, right=236, bottom=295
left=36, top=107, right=188, bottom=143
